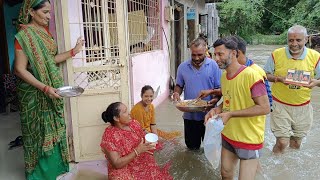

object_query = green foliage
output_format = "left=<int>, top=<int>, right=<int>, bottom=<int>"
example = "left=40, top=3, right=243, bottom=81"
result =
left=288, top=0, right=320, bottom=34
left=260, top=0, right=300, bottom=33
left=249, top=33, right=287, bottom=45
left=217, top=0, right=264, bottom=37
left=217, top=0, right=320, bottom=44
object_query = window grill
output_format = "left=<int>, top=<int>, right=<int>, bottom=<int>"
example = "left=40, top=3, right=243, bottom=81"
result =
left=70, top=0, right=160, bottom=90
left=72, top=0, right=122, bottom=90
left=127, top=0, right=161, bottom=54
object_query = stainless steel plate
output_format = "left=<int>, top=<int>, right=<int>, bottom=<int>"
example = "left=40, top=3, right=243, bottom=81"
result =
left=56, top=86, right=84, bottom=97
left=175, top=99, right=213, bottom=112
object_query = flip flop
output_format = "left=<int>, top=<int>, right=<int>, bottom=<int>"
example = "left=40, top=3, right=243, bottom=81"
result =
left=8, top=136, right=22, bottom=146
left=8, top=136, right=23, bottom=150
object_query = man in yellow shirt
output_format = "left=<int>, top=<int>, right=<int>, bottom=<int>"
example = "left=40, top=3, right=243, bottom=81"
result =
left=205, top=37, right=270, bottom=180
left=264, top=25, right=320, bottom=154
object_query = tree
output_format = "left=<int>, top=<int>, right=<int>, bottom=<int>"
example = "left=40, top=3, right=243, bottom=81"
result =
left=217, top=0, right=264, bottom=38
left=260, top=0, right=300, bottom=34
left=288, top=0, right=320, bottom=34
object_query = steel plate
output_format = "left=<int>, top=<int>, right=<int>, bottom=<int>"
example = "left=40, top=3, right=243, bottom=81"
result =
left=175, top=99, right=213, bottom=112
left=56, top=86, right=84, bottom=97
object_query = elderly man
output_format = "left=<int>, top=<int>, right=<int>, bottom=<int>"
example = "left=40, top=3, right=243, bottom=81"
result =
left=205, top=37, right=270, bottom=180
left=264, top=25, right=320, bottom=154
left=172, top=37, right=221, bottom=150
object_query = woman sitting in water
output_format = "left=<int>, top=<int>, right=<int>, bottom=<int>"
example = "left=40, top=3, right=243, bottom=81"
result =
left=100, top=102, right=172, bottom=180
left=131, top=85, right=181, bottom=140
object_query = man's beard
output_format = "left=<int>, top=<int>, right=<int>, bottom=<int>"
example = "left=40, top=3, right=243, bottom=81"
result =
left=289, top=45, right=304, bottom=54
left=218, top=54, right=232, bottom=69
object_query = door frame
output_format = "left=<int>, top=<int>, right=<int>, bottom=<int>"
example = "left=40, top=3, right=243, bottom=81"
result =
left=54, top=0, right=131, bottom=162
left=0, top=1, right=10, bottom=74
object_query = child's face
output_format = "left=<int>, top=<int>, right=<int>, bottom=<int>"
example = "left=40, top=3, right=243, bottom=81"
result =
left=141, top=89, right=154, bottom=105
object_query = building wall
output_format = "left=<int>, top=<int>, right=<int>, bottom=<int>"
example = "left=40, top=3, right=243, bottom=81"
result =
left=174, top=0, right=207, bottom=60
left=3, top=1, right=56, bottom=72
left=130, top=0, right=171, bottom=107
left=3, top=2, right=21, bottom=72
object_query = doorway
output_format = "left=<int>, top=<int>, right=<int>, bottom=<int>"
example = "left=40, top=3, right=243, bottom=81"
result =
left=173, top=2, right=184, bottom=77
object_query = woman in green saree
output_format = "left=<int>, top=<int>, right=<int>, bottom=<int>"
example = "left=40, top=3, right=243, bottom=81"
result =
left=14, top=0, right=84, bottom=179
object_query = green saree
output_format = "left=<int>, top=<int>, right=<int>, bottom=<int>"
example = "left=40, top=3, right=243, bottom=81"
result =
left=15, top=25, right=69, bottom=180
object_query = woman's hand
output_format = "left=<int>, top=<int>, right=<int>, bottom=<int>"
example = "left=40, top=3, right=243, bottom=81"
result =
left=46, top=86, right=61, bottom=99
left=135, top=138, right=156, bottom=154
left=73, top=37, right=85, bottom=54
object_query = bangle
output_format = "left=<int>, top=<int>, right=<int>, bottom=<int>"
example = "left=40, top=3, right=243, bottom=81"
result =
left=43, top=86, right=50, bottom=93
left=133, top=148, right=139, bottom=157
left=70, top=48, right=76, bottom=57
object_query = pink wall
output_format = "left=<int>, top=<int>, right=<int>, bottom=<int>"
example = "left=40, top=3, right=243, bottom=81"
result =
left=131, top=51, right=170, bottom=107
left=65, top=0, right=171, bottom=107
left=130, top=0, right=171, bottom=107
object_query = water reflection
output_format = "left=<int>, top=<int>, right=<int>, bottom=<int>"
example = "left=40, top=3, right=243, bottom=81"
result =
left=155, top=113, right=320, bottom=180
left=155, top=140, right=220, bottom=179
left=153, top=45, right=320, bottom=180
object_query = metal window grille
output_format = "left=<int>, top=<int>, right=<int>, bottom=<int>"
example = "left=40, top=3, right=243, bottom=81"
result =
left=71, top=0, right=122, bottom=90
left=127, top=0, right=161, bottom=54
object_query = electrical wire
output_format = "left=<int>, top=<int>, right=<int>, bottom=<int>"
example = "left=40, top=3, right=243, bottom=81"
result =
left=161, top=26, right=170, bottom=59
left=251, top=0, right=320, bottom=33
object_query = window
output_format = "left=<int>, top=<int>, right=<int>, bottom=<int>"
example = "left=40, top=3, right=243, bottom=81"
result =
left=127, top=0, right=161, bottom=54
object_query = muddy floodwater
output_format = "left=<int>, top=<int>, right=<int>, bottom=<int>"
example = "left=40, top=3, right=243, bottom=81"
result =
left=153, top=45, right=320, bottom=180
left=73, top=45, right=320, bottom=180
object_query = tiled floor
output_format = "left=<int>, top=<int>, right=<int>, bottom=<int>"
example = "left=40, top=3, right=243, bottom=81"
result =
left=0, top=112, right=25, bottom=180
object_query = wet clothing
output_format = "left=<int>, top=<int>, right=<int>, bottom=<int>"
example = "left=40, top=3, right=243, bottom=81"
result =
left=221, top=66, right=266, bottom=150
left=130, top=102, right=181, bottom=139
left=264, top=47, right=319, bottom=139
left=176, top=57, right=221, bottom=149
left=222, top=138, right=261, bottom=160
left=100, top=120, right=172, bottom=180
left=271, top=96, right=313, bottom=138
left=183, top=119, right=205, bottom=150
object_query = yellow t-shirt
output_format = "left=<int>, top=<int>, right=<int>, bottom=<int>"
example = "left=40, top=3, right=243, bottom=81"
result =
left=221, top=67, right=266, bottom=145
left=130, top=103, right=155, bottom=132
left=272, top=47, right=320, bottom=105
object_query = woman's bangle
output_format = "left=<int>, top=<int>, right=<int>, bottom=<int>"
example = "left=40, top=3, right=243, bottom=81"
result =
left=43, top=86, right=50, bottom=93
left=133, top=148, right=139, bottom=157
left=70, top=48, right=76, bottom=57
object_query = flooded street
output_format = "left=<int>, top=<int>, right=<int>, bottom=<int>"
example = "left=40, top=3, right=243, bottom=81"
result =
left=155, top=45, right=320, bottom=180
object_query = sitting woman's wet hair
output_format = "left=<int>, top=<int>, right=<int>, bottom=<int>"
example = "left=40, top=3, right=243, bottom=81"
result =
left=33, top=0, right=50, bottom=10
left=141, top=85, right=154, bottom=96
left=101, top=102, right=122, bottom=125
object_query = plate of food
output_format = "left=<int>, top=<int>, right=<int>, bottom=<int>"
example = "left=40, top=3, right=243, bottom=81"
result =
left=175, top=99, right=213, bottom=112
left=56, top=86, right=84, bottom=97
